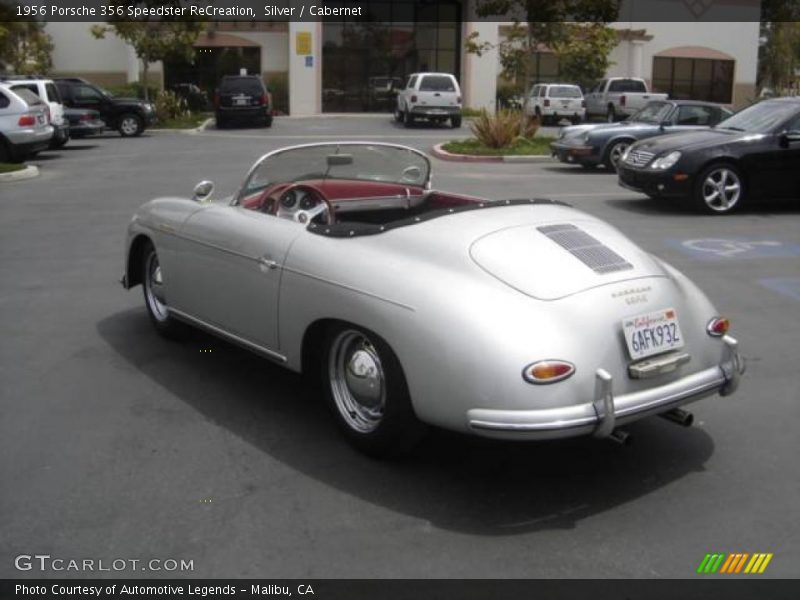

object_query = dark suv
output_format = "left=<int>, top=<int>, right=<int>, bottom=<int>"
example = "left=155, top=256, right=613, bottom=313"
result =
left=54, top=78, right=156, bottom=137
left=214, top=75, right=273, bottom=128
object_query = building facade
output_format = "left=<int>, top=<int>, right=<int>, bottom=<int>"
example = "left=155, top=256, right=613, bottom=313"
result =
left=44, top=1, right=761, bottom=114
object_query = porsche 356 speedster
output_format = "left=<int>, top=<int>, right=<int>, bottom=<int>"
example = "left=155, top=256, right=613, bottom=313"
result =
left=122, top=142, right=744, bottom=455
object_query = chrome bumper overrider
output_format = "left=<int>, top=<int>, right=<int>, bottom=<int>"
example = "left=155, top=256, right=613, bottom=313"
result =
left=468, top=336, right=744, bottom=440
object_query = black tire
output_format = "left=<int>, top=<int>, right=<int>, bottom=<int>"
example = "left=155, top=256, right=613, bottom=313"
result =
left=403, top=110, right=414, bottom=128
left=321, top=324, right=426, bottom=457
left=264, top=114, right=273, bottom=128
left=606, top=105, right=616, bottom=123
left=118, top=113, right=144, bottom=137
left=0, top=139, right=13, bottom=163
left=394, top=107, right=403, bottom=123
left=215, top=114, right=226, bottom=129
left=693, top=162, right=746, bottom=215
left=451, top=115, right=462, bottom=128
left=141, top=240, right=184, bottom=338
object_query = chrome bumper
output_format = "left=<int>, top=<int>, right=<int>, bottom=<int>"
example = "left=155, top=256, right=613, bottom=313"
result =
left=468, top=336, right=744, bottom=440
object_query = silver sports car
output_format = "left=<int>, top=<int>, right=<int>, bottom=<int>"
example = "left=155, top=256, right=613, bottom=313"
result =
left=122, top=142, right=744, bottom=455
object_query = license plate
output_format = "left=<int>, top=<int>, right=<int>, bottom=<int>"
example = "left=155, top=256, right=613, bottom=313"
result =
left=234, top=97, right=249, bottom=106
left=622, top=308, right=684, bottom=360
left=561, top=101, right=570, bottom=108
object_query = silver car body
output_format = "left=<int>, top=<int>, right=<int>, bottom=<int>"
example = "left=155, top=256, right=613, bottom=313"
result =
left=0, top=83, right=54, bottom=160
left=122, top=142, right=743, bottom=441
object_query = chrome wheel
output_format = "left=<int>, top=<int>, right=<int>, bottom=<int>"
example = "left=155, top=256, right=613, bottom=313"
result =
left=120, top=115, right=141, bottom=136
left=608, top=141, right=631, bottom=170
left=701, top=167, right=742, bottom=213
left=144, top=250, right=168, bottom=322
left=328, top=330, right=386, bottom=433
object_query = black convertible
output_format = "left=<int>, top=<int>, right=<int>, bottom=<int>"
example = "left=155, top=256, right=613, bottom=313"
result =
left=617, top=98, right=800, bottom=214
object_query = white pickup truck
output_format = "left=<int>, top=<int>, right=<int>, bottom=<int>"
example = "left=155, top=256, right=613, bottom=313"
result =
left=585, top=77, right=668, bottom=122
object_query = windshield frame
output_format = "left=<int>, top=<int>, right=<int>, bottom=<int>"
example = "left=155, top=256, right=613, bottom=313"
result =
left=233, top=142, right=433, bottom=206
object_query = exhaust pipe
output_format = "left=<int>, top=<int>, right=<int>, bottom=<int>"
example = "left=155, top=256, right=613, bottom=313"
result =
left=608, top=429, right=632, bottom=445
left=660, top=408, right=694, bottom=427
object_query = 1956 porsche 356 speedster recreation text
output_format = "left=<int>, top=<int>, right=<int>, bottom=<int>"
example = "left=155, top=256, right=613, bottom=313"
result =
left=122, top=142, right=744, bottom=455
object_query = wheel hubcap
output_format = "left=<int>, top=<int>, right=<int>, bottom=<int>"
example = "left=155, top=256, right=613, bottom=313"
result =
left=145, top=252, right=168, bottom=322
left=609, top=142, right=630, bottom=169
left=702, top=168, right=741, bottom=212
left=329, top=330, right=385, bottom=433
left=121, top=117, right=138, bottom=135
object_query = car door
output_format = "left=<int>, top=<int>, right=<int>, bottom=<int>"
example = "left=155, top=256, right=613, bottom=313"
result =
left=399, top=75, right=417, bottom=111
left=741, top=114, right=800, bottom=200
left=70, top=83, right=111, bottom=122
left=170, top=204, right=304, bottom=351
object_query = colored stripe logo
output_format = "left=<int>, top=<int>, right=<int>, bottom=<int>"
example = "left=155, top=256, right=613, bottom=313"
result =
left=696, top=553, right=773, bottom=574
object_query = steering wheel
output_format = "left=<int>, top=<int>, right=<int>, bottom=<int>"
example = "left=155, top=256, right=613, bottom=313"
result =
left=270, top=183, right=334, bottom=225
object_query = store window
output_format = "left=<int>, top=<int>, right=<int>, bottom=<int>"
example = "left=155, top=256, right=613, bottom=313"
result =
left=652, top=56, right=734, bottom=104
left=322, top=0, right=462, bottom=112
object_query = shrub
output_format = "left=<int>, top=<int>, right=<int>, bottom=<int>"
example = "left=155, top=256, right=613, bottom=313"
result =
left=105, top=82, right=160, bottom=100
left=469, top=109, right=541, bottom=148
left=496, top=83, right=524, bottom=110
left=267, top=72, right=289, bottom=114
left=154, top=90, right=189, bottom=122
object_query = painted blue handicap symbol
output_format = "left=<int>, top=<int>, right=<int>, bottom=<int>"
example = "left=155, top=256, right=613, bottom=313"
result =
left=666, top=238, right=800, bottom=260
left=305, top=56, right=314, bottom=68
left=759, top=278, right=800, bottom=302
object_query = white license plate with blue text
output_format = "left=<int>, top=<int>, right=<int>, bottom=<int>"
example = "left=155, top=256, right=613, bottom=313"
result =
left=623, top=308, right=684, bottom=360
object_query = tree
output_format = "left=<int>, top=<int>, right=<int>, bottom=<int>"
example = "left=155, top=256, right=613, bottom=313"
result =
left=758, top=21, right=800, bottom=94
left=91, top=1, right=205, bottom=100
left=0, top=3, right=54, bottom=75
left=466, top=1, right=621, bottom=108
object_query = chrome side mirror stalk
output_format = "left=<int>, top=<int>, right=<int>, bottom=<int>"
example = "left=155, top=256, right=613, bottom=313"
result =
left=192, top=180, right=215, bottom=202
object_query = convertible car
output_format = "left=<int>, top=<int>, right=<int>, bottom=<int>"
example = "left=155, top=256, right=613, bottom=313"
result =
left=122, top=142, right=744, bottom=455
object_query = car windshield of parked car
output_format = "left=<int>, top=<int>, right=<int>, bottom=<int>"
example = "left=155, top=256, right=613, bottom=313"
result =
left=716, top=101, right=800, bottom=133
left=419, top=76, right=456, bottom=92
left=548, top=86, right=581, bottom=98
left=630, top=102, right=672, bottom=123
left=240, top=144, right=430, bottom=198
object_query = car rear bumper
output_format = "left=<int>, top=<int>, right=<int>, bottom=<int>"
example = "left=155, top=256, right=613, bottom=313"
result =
left=217, top=106, right=271, bottom=118
left=467, top=335, right=743, bottom=440
left=618, top=164, right=692, bottom=198
left=541, top=107, right=585, bottom=119
left=551, top=141, right=601, bottom=165
left=409, top=106, right=460, bottom=118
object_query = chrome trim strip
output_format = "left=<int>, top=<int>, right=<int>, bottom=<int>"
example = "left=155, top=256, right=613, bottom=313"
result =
left=169, top=308, right=287, bottom=364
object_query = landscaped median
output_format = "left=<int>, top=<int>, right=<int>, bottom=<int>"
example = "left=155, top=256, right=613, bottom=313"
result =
left=0, top=163, right=39, bottom=183
left=432, top=108, right=555, bottom=163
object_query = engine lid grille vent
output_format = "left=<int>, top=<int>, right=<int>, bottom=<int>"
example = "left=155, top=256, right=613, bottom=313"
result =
left=537, top=223, right=634, bottom=274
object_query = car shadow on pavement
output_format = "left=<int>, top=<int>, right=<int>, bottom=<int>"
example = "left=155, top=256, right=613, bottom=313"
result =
left=98, top=308, right=716, bottom=536
left=541, top=165, right=613, bottom=175
left=607, top=197, right=800, bottom=216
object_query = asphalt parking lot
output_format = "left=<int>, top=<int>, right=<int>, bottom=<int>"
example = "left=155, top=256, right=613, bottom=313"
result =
left=1, top=115, right=799, bottom=579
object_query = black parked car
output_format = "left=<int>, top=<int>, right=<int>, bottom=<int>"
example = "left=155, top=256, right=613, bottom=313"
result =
left=55, top=78, right=156, bottom=137
left=552, top=100, right=733, bottom=171
left=214, top=75, right=273, bottom=128
left=63, top=108, right=105, bottom=138
left=618, top=98, right=800, bottom=214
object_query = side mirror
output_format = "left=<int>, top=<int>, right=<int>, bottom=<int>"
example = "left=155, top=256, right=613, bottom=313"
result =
left=192, top=180, right=214, bottom=202
left=782, top=130, right=800, bottom=144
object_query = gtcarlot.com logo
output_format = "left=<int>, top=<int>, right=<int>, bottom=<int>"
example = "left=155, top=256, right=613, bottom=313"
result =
left=697, top=552, right=773, bottom=574
left=14, top=554, right=194, bottom=573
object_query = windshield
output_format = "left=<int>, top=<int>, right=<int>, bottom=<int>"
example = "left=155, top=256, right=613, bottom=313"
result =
left=548, top=86, right=581, bottom=98
left=630, top=102, right=673, bottom=123
left=239, top=143, right=431, bottom=199
left=716, top=101, right=799, bottom=133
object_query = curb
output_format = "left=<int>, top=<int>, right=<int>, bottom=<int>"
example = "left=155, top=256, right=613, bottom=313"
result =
left=150, top=118, right=213, bottom=133
left=431, top=143, right=553, bottom=163
left=0, top=165, right=39, bottom=183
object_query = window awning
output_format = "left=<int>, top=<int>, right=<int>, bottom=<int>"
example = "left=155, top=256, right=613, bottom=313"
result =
left=654, top=46, right=734, bottom=61
left=193, top=33, right=260, bottom=48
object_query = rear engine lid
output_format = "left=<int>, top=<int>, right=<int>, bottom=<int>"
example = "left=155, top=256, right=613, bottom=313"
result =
left=469, top=221, right=667, bottom=300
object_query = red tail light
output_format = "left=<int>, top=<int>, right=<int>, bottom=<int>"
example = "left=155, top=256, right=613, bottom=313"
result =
left=620, top=95, right=627, bottom=107
left=522, top=360, right=576, bottom=384
left=213, top=92, right=220, bottom=109
left=410, top=94, right=417, bottom=103
left=80, top=114, right=92, bottom=122
left=18, top=115, right=36, bottom=126
left=544, top=98, right=551, bottom=107
left=706, top=317, right=730, bottom=337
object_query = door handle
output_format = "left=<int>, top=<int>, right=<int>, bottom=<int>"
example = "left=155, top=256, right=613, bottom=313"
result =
left=259, top=257, right=278, bottom=270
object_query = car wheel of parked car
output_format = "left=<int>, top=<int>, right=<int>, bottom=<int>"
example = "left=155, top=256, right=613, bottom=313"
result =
left=403, top=111, right=414, bottom=128
left=606, top=105, right=616, bottom=123
left=394, top=107, right=403, bottom=123
left=142, top=241, right=183, bottom=338
left=451, top=115, right=462, bottom=128
left=605, top=140, right=632, bottom=172
left=0, top=139, right=12, bottom=163
left=263, top=115, right=273, bottom=128
left=119, top=113, right=143, bottom=137
left=694, top=163, right=745, bottom=215
left=322, top=324, right=425, bottom=456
